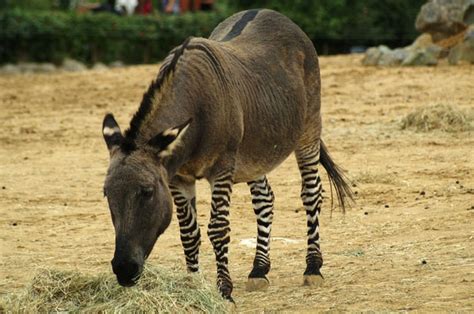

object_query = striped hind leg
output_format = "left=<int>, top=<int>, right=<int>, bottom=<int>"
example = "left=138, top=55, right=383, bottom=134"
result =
left=169, top=181, right=201, bottom=273
left=246, top=176, right=274, bottom=291
left=296, top=142, right=324, bottom=286
left=208, top=170, right=234, bottom=301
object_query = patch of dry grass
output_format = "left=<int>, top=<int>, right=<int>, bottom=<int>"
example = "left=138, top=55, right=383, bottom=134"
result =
left=0, top=265, right=228, bottom=313
left=401, top=104, right=473, bottom=132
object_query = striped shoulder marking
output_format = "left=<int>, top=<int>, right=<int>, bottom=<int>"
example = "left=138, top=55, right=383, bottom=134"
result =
left=186, top=43, right=226, bottom=82
left=221, top=9, right=260, bottom=42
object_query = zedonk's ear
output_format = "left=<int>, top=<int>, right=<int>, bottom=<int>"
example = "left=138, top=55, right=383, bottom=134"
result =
left=102, top=113, right=124, bottom=153
left=147, top=118, right=192, bottom=158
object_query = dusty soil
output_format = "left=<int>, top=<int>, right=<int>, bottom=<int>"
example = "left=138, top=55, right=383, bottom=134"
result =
left=0, top=55, right=473, bottom=312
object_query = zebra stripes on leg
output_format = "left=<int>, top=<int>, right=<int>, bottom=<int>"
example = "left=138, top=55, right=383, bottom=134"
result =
left=247, top=176, right=274, bottom=279
left=169, top=184, right=201, bottom=273
left=208, top=171, right=234, bottom=300
left=297, top=144, right=324, bottom=279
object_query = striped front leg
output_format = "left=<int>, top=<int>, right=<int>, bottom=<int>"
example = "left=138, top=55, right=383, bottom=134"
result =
left=296, top=144, right=324, bottom=286
left=169, top=183, right=201, bottom=273
left=208, top=171, right=234, bottom=301
left=246, top=176, right=274, bottom=291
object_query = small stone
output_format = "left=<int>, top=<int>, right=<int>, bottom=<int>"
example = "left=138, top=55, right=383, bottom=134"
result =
left=364, top=211, right=369, bottom=215
left=420, top=191, right=426, bottom=196
left=402, top=45, right=441, bottom=66
left=109, top=61, right=124, bottom=68
left=1, top=186, right=5, bottom=190
left=460, top=185, right=464, bottom=189
left=64, top=203, right=68, bottom=206
left=456, top=180, right=460, bottom=184
left=352, top=183, right=357, bottom=188
left=12, top=222, right=17, bottom=226
left=294, top=209, right=299, bottom=213
left=354, top=191, right=358, bottom=195
left=425, top=206, right=429, bottom=209
left=384, top=204, right=390, bottom=208
left=0, top=64, right=21, bottom=75
left=18, top=62, right=39, bottom=73
left=421, top=259, right=427, bottom=265
left=36, top=63, right=57, bottom=73
left=92, top=62, right=108, bottom=71
left=362, top=46, right=384, bottom=66
left=62, top=58, right=87, bottom=72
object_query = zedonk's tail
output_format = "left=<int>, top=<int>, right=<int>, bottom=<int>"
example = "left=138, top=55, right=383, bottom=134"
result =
left=320, top=140, right=354, bottom=212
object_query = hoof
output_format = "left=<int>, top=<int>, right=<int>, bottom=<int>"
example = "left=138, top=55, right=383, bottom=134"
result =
left=246, top=277, right=270, bottom=292
left=303, top=274, right=324, bottom=287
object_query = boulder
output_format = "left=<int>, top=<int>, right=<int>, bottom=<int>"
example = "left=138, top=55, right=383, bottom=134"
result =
left=448, top=24, right=474, bottom=64
left=18, top=62, right=40, bottom=73
left=402, top=44, right=443, bottom=66
left=362, top=46, right=412, bottom=66
left=0, top=64, right=21, bottom=75
left=36, top=63, right=57, bottom=73
left=109, top=61, right=124, bottom=68
left=62, top=58, right=87, bottom=72
left=379, top=48, right=409, bottom=66
left=362, top=45, right=391, bottom=66
left=416, top=0, right=474, bottom=41
left=410, top=33, right=435, bottom=49
left=92, top=62, right=108, bottom=71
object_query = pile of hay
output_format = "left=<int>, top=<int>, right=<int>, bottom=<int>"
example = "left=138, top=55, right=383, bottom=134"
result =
left=0, top=265, right=229, bottom=313
left=401, top=104, right=473, bottom=132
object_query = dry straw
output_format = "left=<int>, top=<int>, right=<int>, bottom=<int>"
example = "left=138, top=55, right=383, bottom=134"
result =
left=0, top=265, right=229, bottom=313
left=401, top=104, right=473, bottom=133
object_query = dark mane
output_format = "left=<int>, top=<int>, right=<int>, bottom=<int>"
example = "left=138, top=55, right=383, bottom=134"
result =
left=121, top=37, right=192, bottom=153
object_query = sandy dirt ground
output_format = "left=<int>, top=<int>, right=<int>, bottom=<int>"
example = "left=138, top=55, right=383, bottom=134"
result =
left=0, top=55, right=473, bottom=312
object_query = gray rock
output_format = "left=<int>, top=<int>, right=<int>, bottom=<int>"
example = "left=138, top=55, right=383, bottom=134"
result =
left=448, top=24, right=474, bottom=64
left=402, top=45, right=442, bottom=66
left=362, top=46, right=409, bottom=66
left=109, top=61, right=124, bottom=68
left=362, top=47, right=382, bottom=66
left=416, top=0, right=474, bottom=41
left=92, top=62, right=108, bottom=71
left=36, top=63, right=57, bottom=73
left=409, top=33, right=435, bottom=50
left=0, top=64, right=21, bottom=75
left=465, top=3, right=474, bottom=23
left=18, top=62, right=40, bottom=73
left=362, top=45, right=391, bottom=66
left=379, top=48, right=409, bottom=66
left=62, top=58, right=87, bottom=72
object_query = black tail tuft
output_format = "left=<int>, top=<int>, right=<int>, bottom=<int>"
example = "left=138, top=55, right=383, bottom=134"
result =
left=320, top=140, right=354, bottom=212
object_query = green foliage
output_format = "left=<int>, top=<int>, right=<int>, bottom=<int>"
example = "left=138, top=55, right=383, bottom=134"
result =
left=0, top=1, right=426, bottom=64
left=227, top=0, right=425, bottom=47
left=0, top=0, right=54, bottom=10
left=0, top=9, right=226, bottom=64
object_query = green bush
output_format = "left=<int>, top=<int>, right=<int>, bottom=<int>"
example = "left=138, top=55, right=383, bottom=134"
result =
left=0, top=1, right=426, bottom=64
left=227, top=0, right=425, bottom=50
left=0, top=9, right=226, bottom=64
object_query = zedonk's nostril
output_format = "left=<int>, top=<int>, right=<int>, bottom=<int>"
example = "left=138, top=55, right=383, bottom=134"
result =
left=112, top=259, right=141, bottom=286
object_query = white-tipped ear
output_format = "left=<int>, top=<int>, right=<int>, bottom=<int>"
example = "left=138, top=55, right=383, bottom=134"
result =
left=102, top=113, right=123, bottom=152
left=147, top=118, right=192, bottom=158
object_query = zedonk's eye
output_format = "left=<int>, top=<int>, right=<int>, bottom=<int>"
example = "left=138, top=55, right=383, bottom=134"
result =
left=141, top=187, right=154, bottom=199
